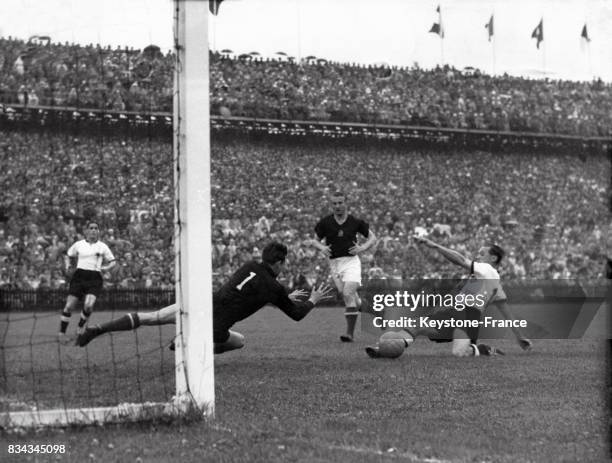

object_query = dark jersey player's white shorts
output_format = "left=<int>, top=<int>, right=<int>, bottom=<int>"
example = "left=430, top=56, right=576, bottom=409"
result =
left=329, top=255, right=362, bottom=286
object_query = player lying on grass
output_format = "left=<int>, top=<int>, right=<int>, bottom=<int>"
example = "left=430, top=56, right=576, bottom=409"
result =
left=76, top=242, right=333, bottom=353
left=366, top=237, right=532, bottom=358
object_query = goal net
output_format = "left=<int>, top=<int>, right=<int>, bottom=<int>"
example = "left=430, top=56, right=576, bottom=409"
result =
left=0, top=0, right=214, bottom=429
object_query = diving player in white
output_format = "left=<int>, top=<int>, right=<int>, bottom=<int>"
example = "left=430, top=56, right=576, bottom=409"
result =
left=366, top=237, right=532, bottom=358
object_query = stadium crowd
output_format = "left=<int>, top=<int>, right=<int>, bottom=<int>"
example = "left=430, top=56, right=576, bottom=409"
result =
left=0, top=130, right=174, bottom=291
left=1, top=36, right=611, bottom=137
left=0, top=130, right=608, bottom=291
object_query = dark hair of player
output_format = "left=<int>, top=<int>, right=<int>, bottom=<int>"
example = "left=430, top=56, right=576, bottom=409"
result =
left=85, top=221, right=99, bottom=230
left=489, top=245, right=505, bottom=264
left=331, top=191, right=346, bottom=200
left=262, top=242, right=288, bottom=266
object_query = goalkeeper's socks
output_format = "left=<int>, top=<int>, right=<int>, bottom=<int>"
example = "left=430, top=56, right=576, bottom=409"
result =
left=59, top=310, right=71, bottom=334
left=98, top=313, right=141, bottom=334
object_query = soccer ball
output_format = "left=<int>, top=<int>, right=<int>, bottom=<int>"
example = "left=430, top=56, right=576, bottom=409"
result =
left=377, top=331, right=414, bottom=359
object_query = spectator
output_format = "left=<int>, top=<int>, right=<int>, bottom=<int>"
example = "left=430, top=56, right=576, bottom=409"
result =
left=0, top=37, right=610, bottom=136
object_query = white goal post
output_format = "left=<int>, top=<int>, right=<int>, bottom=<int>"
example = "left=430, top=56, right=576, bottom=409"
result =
left=173, top=0, right=216, bottom=416
left=1, top=0, right=214, bottom=428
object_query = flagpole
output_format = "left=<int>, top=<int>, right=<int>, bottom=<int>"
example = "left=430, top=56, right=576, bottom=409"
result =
left=532, top=18, right=545, bottom=78
left=212, top=15, right=217, bottom=52
left=583, top=18, right=593, bottom=80
left=542, top=38, right=546, bottom=78
left=492, top=13, right=496, bottom=75
left=541, top=17, right=546, bottom=78
left=296, top=0, right=302, bottom=62
left=440, top=7, right=444, bottom=66
left=588, top=42, right=593, bottom=80
left=492, top=33, right=496, bottom=75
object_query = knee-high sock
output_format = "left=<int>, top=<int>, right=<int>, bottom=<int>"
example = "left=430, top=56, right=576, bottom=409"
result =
left=78, top=308, right=92, bottom=328
left=345, top=308, right=358, bottom=336
left=96, top=313, right=141, bottom=335
left=59, top=310, right=71, bottom=334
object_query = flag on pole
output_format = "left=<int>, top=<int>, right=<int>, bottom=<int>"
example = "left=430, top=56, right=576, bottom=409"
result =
left=531, top=18, right=543, bottom=49
left=429, top=23, right=443, bottom=36
left=485, top=15, right=494, bottom=41
left=209, top=0, right=224, bottom=16
left=429, top=5, right=445, bottom=38
left=580, top=23, right=591, bottom=55
left=581, top=24, right=590, bottom=42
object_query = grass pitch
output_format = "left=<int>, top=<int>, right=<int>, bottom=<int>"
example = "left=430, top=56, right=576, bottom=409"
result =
left=1, top=306, right=608, bottom=462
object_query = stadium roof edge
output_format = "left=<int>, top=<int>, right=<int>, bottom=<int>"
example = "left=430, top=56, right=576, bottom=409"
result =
left=1, top=103, right=610, bottom=143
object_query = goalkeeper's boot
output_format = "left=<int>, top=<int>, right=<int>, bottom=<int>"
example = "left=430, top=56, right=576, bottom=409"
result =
left=75, top=326, right=101, bottom=347
left=340, top=335, right=354, bottom=343
left=477, top=343, right=505, bottom=356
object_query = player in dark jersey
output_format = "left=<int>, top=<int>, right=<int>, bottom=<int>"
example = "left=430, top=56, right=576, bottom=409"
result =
left=311, top=191, right=377, bottom=342
left=76, top=242, right=332, bottom=353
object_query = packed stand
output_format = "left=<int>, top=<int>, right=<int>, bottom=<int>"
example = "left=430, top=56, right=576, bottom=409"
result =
left=0, top=37, right=173, bottom=112
left=1, top=37, right=611, bottom=136
left=0, top=130, right=608, bottom=290
left=210, top=137, right=609, bottom=287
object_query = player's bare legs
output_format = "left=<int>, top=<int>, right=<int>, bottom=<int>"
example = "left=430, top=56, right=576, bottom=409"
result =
left=138, top=305, right=178, bottom=325
left=76, top=305, right=178, bottom=346
left=77, top=304, right=246, bottom=355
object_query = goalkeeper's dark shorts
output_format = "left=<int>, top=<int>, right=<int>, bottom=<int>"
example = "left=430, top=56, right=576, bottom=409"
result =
left=427, top=306, right=482, bottom=345
left=212, top=312, right=232, bottom=344
left=213, top=327, right=231, bottom=344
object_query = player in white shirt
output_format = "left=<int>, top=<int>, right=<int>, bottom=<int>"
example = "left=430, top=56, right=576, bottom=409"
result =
left=58, top=222, right=116, bottom=343
left=366, top=237, right=532, bottom=358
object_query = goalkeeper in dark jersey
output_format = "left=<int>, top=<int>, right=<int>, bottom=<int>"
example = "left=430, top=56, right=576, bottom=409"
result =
left=76, top=242, right=332, bottom=354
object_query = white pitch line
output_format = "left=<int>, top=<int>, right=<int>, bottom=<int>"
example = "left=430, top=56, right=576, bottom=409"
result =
left=287, top=438, right=454, bottom=463
left=323, top=444, right=452, bottom=463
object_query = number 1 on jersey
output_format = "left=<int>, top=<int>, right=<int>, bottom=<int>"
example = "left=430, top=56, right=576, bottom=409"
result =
left=236, top=272, right=256, bottom=291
